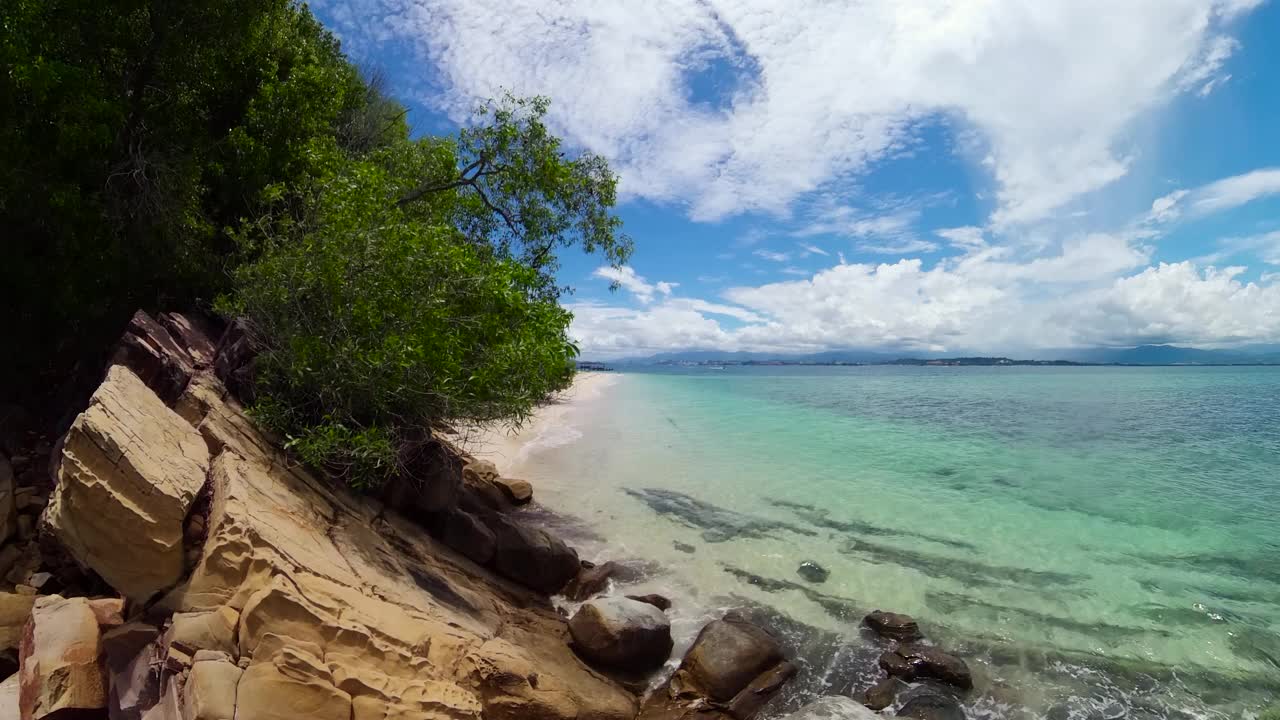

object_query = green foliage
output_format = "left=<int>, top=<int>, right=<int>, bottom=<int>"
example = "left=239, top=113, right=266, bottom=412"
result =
left=398, top=95, right=633, bottom=300
left=223, top=147, right=581, bottom=486
left=0, top=0, right=399, bottom=398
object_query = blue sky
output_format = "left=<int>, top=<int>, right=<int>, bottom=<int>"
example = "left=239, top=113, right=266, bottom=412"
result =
left=313, top=0, right=1280, bottom=358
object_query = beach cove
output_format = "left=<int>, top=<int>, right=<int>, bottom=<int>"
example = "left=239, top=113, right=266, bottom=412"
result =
left=475, top=366, right=1280, bottom=720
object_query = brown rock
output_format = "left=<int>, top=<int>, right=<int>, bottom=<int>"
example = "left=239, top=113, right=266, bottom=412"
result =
left=439, top=510, right=497, bottom=566
left=563, top=561, right=619, bottom=602
left=568, top=597, right=673, bottom=672
left=676, top=616, right=785, bottom=701
left=45, top=365, right=210, bottom=601
left=19, top=595, right=107, bottom=719
left=158, top=312, right=217, bottom=368
left=723, top=660, right=797, bottom=720
left=108, top=309, right=197, bottom=404
left=164, top=607, right=239, bottom=659
left=493, top=477, right=533, bottom=505
left=235, top=645, right=351, bottom=720
left=864, top=610, right=923, bottom=642
left=487, top=514, right=579, bottom=595
left=878, top=644, right=973, bottom=690
left=212, top=319, right=258, bottom=405
left=627, top=594, right=673, bottom=611
left=863, top=676, right=908, bottom=710
left=88, top=598, right=126, bottom=629
left=0, top=594, right=35, bottom=653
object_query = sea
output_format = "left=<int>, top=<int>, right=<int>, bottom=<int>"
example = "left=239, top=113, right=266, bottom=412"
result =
left=490, top=366, right=1280, bottom=720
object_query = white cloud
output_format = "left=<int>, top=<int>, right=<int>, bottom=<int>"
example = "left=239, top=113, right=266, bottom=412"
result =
left=936, top=226, right=986, bottom=250
left=320, top=0, right=1256, bottom=227
left=591, top=265, right=676, bottom=303
left=1147, top=169, right=1280, bottom=223
left=796, top=242, right=829, bottom=257
left=753, top=249, right=791, bottom=262
left=1196, top=230, right=1280, bottom=266
left=857, top=239, right=940, bottom=255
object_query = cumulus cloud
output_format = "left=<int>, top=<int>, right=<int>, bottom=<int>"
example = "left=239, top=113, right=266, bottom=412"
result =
left=317, top=0, right=1254, bottom=227
left=591, top=265, right=676, bottom=303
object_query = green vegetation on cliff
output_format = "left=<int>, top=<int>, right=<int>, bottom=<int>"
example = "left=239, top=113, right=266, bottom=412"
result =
left=3, top=0, right=629, bottom=486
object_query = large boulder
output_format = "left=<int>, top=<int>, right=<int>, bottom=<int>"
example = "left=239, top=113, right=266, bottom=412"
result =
left=864, top=611, right=923, bottom=642
left=182, top=653, right=242, bottom=720
left=782, top=696, right=882, bottom=720
left=569, top=597, right=673, bottom=672
left=439, top=510, right=497, bottom=566
left=878, top=644, right=973, bottom=690
left=493, top=477, right=533, bottom=506
left=676, top=615, right=785, bottom=701
left=0, top=674, right=17, bottom=720
left=19, top=595, right=107, bottom=719
left=45, top=365, right=210, bottom=601
left=486, top=514, right=579, bottom=594
left=638, top=613, right=794, bottom=720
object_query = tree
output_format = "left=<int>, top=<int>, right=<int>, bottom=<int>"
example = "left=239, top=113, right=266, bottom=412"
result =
left=397, top=95, right=633, bottom=300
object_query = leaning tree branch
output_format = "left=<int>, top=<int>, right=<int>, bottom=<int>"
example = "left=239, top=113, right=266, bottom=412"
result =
left=396, top=155, right=520, bottom=237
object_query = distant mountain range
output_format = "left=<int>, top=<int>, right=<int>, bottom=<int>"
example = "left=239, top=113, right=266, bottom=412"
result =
left=611, top=344, right=1280, bottom=366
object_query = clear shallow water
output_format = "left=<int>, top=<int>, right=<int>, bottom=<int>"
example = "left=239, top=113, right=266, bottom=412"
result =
left=504, top=367, right=1280, bottom=719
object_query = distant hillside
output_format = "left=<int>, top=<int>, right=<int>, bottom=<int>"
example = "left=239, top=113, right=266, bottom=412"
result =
left=610, top=344, right=1280, bottom=366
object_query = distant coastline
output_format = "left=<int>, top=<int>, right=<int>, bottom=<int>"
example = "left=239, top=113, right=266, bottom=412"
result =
left=638, top=357, right=1280, bottom=367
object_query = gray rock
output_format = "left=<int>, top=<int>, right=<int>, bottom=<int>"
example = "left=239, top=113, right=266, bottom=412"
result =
left=797, top=561, right=830, bottom=584
left=781, top=696, right=882, bottom=720
left=676, top=614, right=785, bottom=701
left=569, top=596, right=673, bottom=672
left=897, top=687, right=965, bottom=720
left=863, top=676, right=909, bottom=710
left=487, top=514, right=580, bottom=594
left=440, top=510, right=497, bottom=566
left=878, top=644, right=972, bottom=689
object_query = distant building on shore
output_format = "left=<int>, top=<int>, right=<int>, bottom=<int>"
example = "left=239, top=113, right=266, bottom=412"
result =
left=577, top=361, right=614, bottom=371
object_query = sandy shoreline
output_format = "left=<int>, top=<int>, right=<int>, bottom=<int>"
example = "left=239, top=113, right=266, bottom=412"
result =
left=461, top=370, right=620, bottom=474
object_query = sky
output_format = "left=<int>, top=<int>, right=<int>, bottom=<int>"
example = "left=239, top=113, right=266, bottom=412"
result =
left=312, top=0, right=1280, bottom=359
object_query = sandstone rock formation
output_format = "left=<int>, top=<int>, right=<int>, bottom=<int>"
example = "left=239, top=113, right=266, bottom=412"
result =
left=45, top=364, right=209, bottom=602
left=568, top=597, right=673, bottom=672
left=28, top=311, right=638, bottom=720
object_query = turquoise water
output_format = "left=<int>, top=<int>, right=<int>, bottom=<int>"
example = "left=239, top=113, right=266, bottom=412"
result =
left=505, top=367, right=1280, bottom=719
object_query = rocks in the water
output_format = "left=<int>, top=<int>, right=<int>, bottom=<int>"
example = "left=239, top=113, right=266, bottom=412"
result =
left=46, top=364, right=210, bottom=601
left=673, top=541, right=696, bottom=554
left=865, top=610, right=924, bottom=642
left=487, top=512, right=581, bottom=594
left=879, top=644, right=973, bottom=690
left=494, top=476, right=534, bottom=505
left=896, top=685, right=966, bottom=720
left=20, top=595, right=108, bottom=719
left=797, top=561, right=830, bottom=584
left=638, top=612, right=795, bottom=720
left=569, top=596, right=674, bottom=672
left=782, top=696, right=883, bottom=719
left=627, top=593, right=673, bottom=611
left=564, top=560, right=620, bottom=601
left=863, top=676, right=909, bottom=710
left=676, top=614, right=785, bottom=701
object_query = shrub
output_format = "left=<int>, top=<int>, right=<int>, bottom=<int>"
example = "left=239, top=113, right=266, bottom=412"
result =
left=221, top=153, right=579, bottom=488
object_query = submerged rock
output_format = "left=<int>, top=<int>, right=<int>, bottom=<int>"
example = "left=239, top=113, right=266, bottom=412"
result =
left=569, top=596, right=673, bottom=672
left=863, top=676, right=909, bottom=710
left=865, top=610, right=924, bottom=642
left=673, top=541, right=696, bottom=554
left=896, top=686, right=965, bottom=720
left=627, top=593, right=673, bottom=611
left=879, top=644, right=973, bottom=690
left=797, top=561, right=830, bottom=584
left=783, top=696, right=882, bottom=719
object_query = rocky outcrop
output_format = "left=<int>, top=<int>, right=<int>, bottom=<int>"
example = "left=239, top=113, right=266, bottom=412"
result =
left=568, top=597, right=673, bottom=672
left=878, top=644, right=973, bottom=690
left=18, top=595, right=107, bottom=719
left=864, top=611, right=923, bottom=642
left=45, top=364, right=209, bottom=602
left=780, top=696, right=882, bottom=720
left=638, top=612, right=795, bottom=720
left=31, top=315, right=637, bottom=720
left=493, top=477, right=533, bottom=506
